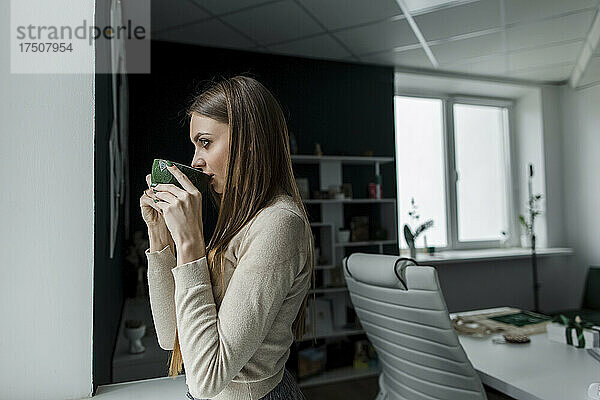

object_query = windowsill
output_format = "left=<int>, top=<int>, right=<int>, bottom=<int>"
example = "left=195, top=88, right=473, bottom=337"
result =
left=404, top=247, right=573, bottom=264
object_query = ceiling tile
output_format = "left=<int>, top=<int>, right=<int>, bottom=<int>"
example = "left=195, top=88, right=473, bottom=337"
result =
left=151, top=0, right=209, bottom=32
left=404, top=0, right=469, bottom=14
left=428, top=32, right=504, bottom=64
left=295, top=0, right=402, bottom=30
left=267, top=33, right=351, bottom=59
left=506, top=63, right=574, bottom=82
left=578, top=56, right=600, bottom=86
left=439, top=54, right=508, bottom=75
left=361, top=47, right=434, bottom=68
left=334, top=18, right=419, bottom=55
left=220, top=0, right=324, bottom=45
left=198, top=0, right=276, bottom=16
left=508, top=41, right=583, bottom=71
left=413, top=0, right=502, bottom=42
left=506, top=10, right=595, bottom=51
left=152, top=18, right=256, bottom=48
left=504, top=0, right=599, bottom=26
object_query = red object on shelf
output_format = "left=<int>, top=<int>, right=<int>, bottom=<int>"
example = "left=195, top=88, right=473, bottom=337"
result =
left=368, top=183, right=381, bottom=199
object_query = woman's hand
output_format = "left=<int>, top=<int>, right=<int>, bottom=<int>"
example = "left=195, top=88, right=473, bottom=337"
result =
left=140, top=173, right=167, bottom=229
left=152, top=164, right=205, bottom=250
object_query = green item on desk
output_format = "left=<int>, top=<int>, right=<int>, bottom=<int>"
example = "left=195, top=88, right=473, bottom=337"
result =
left=552, top=314, right=597, bottom=348
left=488, top=311, right=552, bottom=327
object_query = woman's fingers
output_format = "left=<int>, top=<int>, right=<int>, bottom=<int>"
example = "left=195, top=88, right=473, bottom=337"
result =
left=153, top=183, right=187, bottom=199
left=142, top=188, right=159, bottom=205
left=144, top=187, right=158, bottom=200
left=145, top=187, right=175, bottom=205
left=141, top=191, right=163, bottom=213
left=146, top=173, right=152, bottom=188
left=154, top=190, right=177, bottom=204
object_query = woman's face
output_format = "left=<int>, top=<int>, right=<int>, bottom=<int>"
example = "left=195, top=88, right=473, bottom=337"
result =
left=190, top=113, right=230, bottom=195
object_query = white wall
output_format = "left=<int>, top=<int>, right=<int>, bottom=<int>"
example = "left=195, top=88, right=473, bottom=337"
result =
left=513, top=89, right=549, bottom=248
left=0, top=0, right=95, bottom=399
left=393, top=71, right=581, bottom=312
left=436, top=255, right=576, bottom=313
left=560, top=82, right=600, bottom=301
left=540, top=86, right=566, bottom=248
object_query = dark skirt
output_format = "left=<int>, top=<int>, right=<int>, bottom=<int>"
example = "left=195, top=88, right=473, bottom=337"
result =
left=186, top=368, right=307, bottom=400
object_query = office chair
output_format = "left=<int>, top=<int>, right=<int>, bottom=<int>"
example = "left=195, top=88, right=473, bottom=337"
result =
left=343, top=252, right=487, bottom=400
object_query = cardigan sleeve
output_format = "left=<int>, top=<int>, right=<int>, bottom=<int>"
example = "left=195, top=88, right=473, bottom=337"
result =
left=170, top=208, right=308, bottom=399
left=145, top=244, right=178, bottom=350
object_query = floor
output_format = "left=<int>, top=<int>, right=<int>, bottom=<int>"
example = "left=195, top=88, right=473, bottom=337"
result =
left=301, top=377, right=516, bottom=400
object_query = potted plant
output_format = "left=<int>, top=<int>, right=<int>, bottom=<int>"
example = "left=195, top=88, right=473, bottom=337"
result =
left=403, top=197, right=433, bottom=259
left=519, top=168, right=543, bottom=249
left=519, top=163, right=543, bottom=312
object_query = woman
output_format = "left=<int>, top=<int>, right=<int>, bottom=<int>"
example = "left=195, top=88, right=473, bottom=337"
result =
left=139, top=75, right=315, bottom=400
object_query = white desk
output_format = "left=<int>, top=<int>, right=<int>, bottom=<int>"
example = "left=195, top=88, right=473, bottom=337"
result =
left=94, top=374, right=188, bottom=399
left=452, top=310, right=600, bottom=400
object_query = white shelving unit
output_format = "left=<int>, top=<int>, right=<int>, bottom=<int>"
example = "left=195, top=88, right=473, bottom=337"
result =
left=291, top=154, right=397, bottom=387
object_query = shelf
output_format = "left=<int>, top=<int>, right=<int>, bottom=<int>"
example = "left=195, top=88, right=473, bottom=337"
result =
left=291, top=154, right=394, bottom=164
left=303, top=198, right=396, bottom=204
left=112, top=297, right=171, bottom=383
left=315, top=264, right=335, bottom=270
left=309, top=287, right=348, bottom=294
left=310, top=222, right=334, bottom=227
left=298, top=364, right=382, bottom=388
left=300, top=328, right=366, bottom=342
left=335, top=240, right=397, bottom=247
left=290, top=151, right=397, bottom=358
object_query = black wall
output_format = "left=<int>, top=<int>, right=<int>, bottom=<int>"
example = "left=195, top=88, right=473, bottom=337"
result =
left=93, top=0, right=126, bottom=392
left=127, top=40, right=397, bottom=238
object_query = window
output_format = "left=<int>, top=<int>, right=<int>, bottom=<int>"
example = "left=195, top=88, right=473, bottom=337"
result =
left=394, top=95, right=514, bottom=250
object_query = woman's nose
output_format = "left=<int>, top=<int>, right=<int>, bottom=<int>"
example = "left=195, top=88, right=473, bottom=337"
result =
left=191, top=158, right=205, bottom=169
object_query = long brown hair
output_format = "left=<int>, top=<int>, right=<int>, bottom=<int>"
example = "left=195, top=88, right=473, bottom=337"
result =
left=168, top=75, right=317, bottom=377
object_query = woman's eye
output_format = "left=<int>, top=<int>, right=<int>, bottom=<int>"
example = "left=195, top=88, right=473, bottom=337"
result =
left=198, top=138, right=210, bottom=148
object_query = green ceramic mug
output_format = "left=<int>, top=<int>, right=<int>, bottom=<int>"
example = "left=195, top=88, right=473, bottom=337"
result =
left=151, top=159, right=212, bottom=193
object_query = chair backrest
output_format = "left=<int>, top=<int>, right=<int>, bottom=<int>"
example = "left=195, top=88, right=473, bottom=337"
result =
left=583, top=266, right=600, bottom=310
left=343, top=252, right=487, bottom=400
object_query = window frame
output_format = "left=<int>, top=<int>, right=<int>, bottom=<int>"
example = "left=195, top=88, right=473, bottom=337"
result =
left=394, top=92, right=518, bottom=250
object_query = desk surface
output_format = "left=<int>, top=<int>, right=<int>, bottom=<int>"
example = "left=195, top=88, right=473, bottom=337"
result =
left=94, top=374, right=187, bottom=399
left=454, top=310, right=600, bottom=400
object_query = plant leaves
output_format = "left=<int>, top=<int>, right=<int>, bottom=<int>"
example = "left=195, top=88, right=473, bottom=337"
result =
left=519, top=215, right=527, bottom=227
left=403, top=224, right=414, bottom=246
left=414, top=219, right=433, bottom=237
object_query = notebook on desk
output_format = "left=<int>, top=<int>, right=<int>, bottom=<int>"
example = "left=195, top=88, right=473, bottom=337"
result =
left=452, top=307, right=552, bottom=336
left=488, top=310, right=553, bottom=327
